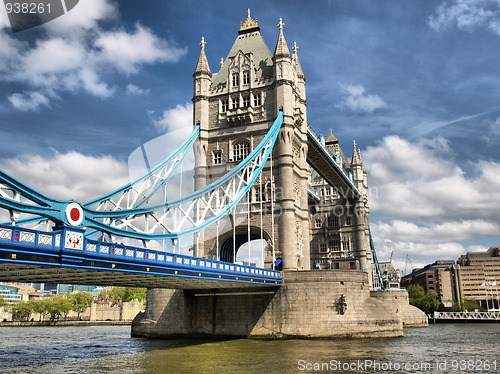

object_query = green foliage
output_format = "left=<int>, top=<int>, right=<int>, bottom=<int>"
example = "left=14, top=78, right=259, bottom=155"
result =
left=68, top=292, right=93, bottom=317
left=10, top=300, right=33, bottom=321
left=30, top=298, right=47, bottom=321
left=44, top=295, right=72, bottom=320
left=98, top=287, right=146, bottom=302
left=7, top=293, right=96, bottom=321
left=0, top=295, right=6, bottom=309
left=408, top=284, right=441, bottom=314
left=461, top=298, right=480, bottom=312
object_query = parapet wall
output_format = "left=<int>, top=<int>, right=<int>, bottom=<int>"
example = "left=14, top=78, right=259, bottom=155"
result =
left=133, top=270, right=425, bottom=339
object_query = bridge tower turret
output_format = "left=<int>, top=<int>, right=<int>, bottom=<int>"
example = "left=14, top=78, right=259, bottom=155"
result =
left=350, top=141, right=371, bottom=284
left=192, top=37, right=212, bottom=257
left=192, top=11, right=311, bottom=269
left=273, top=18, right=311, bottom=270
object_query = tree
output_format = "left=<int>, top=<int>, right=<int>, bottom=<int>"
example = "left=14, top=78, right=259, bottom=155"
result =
left=461, top=298, right=480, bottom=312
left=30, top=298, right=47, bottom=321
left=44, top=295, right=72, bottom=320
left=0, top=295, right=6, bottom=310
left=10, top=301, right=33, bottom=321
left=69, top=292, right=93, bottom=318
left=408, top=284, right=425, bottom=306
left=408, top=284, right=441, bottom=314
left=98, top=287, right=146, bottom=302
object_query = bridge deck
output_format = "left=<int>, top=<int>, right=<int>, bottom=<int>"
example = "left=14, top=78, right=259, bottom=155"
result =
left=307, top=124, right=361, bottom=199
left=0, top=225, right=281, bottom=289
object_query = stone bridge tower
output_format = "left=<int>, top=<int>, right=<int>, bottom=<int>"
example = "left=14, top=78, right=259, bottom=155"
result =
left=192, top=10, right=311, bottom=270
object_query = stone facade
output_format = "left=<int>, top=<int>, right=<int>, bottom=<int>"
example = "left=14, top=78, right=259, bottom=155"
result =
left=192, top=11, right=370, bottom=274
left=308, top=136, right=371, bottom=275
left=132, top=270, right=426, bottom=339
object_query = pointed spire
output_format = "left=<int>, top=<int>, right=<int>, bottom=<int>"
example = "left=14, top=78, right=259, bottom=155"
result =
left=195, top=36, right=211, bottom=75
left=292, top=41, right=305, bottom=79
left=274, top=18, right=290, bottom=57
left=351, top=140, right=361, bottom=165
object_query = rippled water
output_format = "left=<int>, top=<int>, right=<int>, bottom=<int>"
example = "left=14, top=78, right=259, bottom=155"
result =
left=1, top=324, right=499, bottom=373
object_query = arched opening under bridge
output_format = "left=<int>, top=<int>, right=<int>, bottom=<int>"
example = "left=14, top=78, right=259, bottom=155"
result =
left=218, top=226, right=272, bottom=267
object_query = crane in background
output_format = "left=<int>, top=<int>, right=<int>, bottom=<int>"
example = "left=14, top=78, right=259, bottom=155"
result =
left=404, top=254, right=414, bottom=276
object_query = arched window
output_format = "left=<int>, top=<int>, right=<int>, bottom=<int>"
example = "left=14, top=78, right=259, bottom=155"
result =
left=232, top=140, right=250, bottom=161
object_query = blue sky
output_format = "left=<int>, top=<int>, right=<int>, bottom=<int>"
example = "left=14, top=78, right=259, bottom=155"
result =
left=1, top=0, right=500, bottom=273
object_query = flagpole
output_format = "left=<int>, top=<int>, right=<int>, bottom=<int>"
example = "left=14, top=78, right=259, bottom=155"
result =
left=480, top=281, right=486, bottom=311
left=493, top=281, right=499, bottom=310
left=486, top=283, right=490, bottom=311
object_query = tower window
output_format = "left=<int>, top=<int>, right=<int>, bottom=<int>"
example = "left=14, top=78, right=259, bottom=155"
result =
left=243, top=71, right=250, bottom=85
left=243, top=95, right=250, bottom=107
left=328, top=215, right=339, bottom=227
left=232, top=73, right=239, bottom=87
left=253, top=93, right=262, bottom=106
left=315, top=219, right=322, bottom=229
left=319, top=243, right=327, bottom=253
left=221, top=100, right=228, bottom=112
left=212, top=150, right=222, bottom=165
left=232, top=97, right=240, bottom=109
left=232, top=140, right=250, bottom=161
left=255, top=186, right=266, bottom=202
left=346, top=217, right=352, bottom=226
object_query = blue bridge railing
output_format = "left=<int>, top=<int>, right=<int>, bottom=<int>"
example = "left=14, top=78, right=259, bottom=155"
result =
left=0, top=224, right=281, bottom=285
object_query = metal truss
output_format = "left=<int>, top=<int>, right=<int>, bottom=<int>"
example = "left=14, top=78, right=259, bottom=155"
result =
left=0, top=125, right=199, bottom=230
left=0, top=112, right=283, bottom=242
left=85, top=111, right=283, bottom=240
left=86, top=125, right=199, bottom=211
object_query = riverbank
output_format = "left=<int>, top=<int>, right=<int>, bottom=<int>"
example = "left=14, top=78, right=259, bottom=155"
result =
left=0, top=320, right=131, bottom=327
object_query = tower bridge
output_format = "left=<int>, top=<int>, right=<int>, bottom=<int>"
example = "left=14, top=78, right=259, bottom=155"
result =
left=0, top=10, right=427, bottom=338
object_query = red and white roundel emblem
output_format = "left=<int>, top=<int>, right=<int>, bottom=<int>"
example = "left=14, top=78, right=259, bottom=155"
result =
left=65, top=202, right=84, bottom=226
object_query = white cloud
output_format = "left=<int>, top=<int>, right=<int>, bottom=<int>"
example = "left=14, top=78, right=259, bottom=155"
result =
left=0, top=151, right=129, bottom=203
left=364, top=135, right=500, bottom=222
left=95, top=24, right=186, bottom=75
left=337, top=84, right=387, bottom=113
left=151, top=102, right=193, bottom=133
left=376, top=240, right=485, bottom=275
left=8, top=91, right=51, bottom=111
left=429, top=0, right=500, bottom=36
left=484, top=116, right=500, bottom=145
left=373, top=219, right=500, bottom=243
left=364, top=135, right=500, bottom=269
left=126, top=84, right=150, bottom=96
left=43, top=0, right=118, bottom=36
left=0, top=0, right=187, bottom=111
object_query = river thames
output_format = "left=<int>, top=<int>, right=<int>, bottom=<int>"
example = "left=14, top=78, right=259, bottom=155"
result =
left=0, top=323, right=498, bottom=373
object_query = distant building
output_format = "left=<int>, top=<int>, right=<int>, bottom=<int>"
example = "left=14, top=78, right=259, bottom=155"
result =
left=57, top=284, right=98, bottom=294
left=0, top=283, right=35, bottom=303
left=378, top=261, right=401, bottom=289
left=401, top=260, right=457, bottom=307
left=402, top=248, right=500, bottom=310
left=455, top=247, right=500, bottom=310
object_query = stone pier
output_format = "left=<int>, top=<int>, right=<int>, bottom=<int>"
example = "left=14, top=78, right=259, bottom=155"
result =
left=132, top=270, right=427, bottom=339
